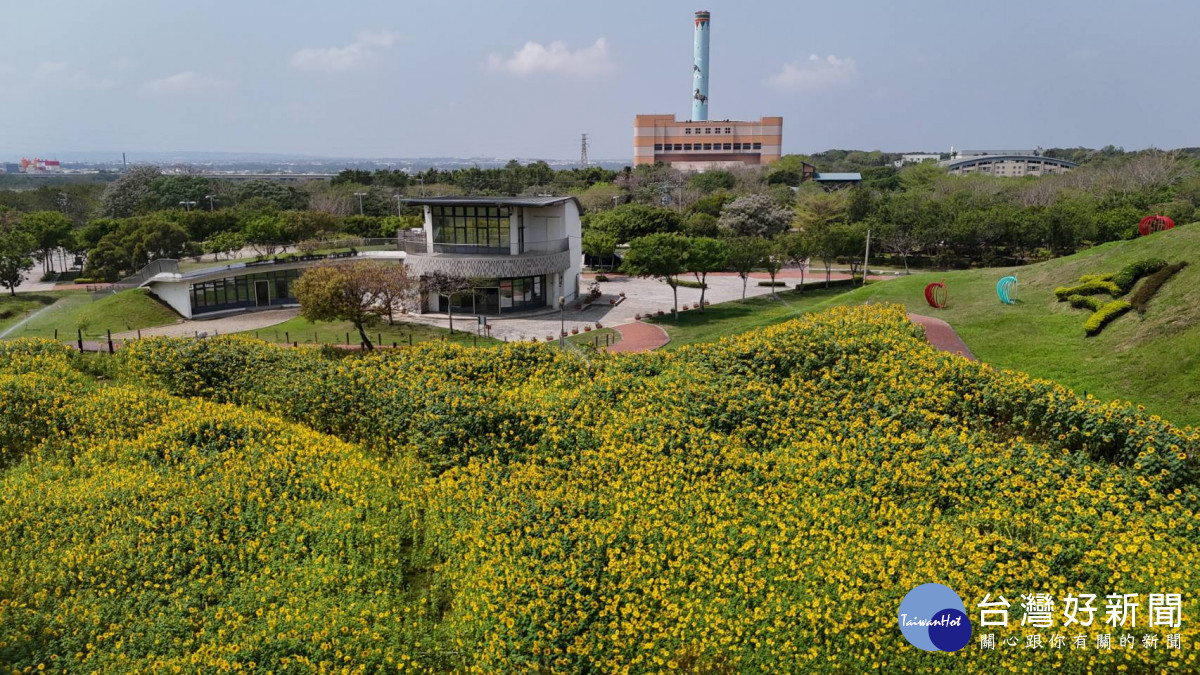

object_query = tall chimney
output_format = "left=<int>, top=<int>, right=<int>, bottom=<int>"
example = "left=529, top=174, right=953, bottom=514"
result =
left=692, top=10, right=710, bottom=121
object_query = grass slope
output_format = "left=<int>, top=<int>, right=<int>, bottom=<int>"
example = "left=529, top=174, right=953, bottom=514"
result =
left=808, top=225, right=1200, bottom=426
left=646, top=285, right=848, bottom=349
left=0, top=293, right=59, bottom=335
left=5, top=289, right=182, bottom=340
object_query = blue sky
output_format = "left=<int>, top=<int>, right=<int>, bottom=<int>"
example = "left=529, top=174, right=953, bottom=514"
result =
left=0, top=0, right=1197, bottom=160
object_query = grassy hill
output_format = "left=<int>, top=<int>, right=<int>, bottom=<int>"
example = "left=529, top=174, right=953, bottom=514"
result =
left=808, top=225, right=1200, bottom=426
left=5, top=289, right=181, bottom=340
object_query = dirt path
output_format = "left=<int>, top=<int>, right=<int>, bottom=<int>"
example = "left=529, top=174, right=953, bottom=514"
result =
left=908, top=313, right=976, bottom=361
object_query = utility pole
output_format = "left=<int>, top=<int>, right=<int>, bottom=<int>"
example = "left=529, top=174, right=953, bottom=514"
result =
left=862, top=228, right=871, bottom=286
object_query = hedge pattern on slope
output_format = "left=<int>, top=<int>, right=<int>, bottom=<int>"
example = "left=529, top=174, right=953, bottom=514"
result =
left=6, top=306, right=1200, bottom=673
left=1129, top=260, right=1188, bottom=314
left=1055, top=258, right=1170, bottom=335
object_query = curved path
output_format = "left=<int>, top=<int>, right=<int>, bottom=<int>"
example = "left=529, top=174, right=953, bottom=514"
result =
left=907, top=313, right=976, bottom=361
left=606, top=321, right=670, bottom=353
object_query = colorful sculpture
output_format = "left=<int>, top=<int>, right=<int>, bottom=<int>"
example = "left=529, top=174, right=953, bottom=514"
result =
left=924, top=281, right=947, bottom=309
left=1138, top=215, right=1175, bottom=236
left=997, top=275, right=1018, bottom=305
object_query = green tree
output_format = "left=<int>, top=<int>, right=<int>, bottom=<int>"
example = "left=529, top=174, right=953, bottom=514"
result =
left=21, top=211, right=73, bottom=274
left=621, top=233, right=691, bottom=318
left=689, top=171, right=736, bottom=194
left=420, top=271, right=473, bottom=333
left=293, top=261, right=392, bottom=350
left=0, top=218, right=36, bottom=295
left=725, top=236, right=770, bottom=301
left=682, top=212, right=720, bottom=238
left=686, top=237, right=727, bottom=311
left=582, top=230, right=618, bottom=270
left=778, top=231, right=814, bottom=289
left=100, top=166, right=162, bottom=218
left=139, top=175, right=216, bottom=212
left=587, top=204, right=680, bottom=243
left=686, top=192, right=735, bottom=218
left=331, top=169, right=374, bottom=186
left=232, top=180, right=307, bottom=210
left=242, top=214, right=285, bottom=256
left=718, top=194, right=792, bottom=238
left=202, top=231, right=247, bottom=261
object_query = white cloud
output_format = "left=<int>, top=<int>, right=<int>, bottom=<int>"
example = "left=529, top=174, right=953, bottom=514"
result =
left=486, top=38, right=613, bottom=77
left=34, top=61, right=117, bottom=90
left=143, top=71, right=231, bottom=94
left=768, top=54, right=858, bottom=92
left=290, top=30, right=400, bottom=72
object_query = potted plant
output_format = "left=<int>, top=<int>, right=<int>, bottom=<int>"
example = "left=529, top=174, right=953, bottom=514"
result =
left=595, top=322, right=603, bottom=329
left=584, top=325, right=592, bottom=332
left=634, top=313, right=642, bottom=320
left=571, top=327, right=579, bottom=335
left=619, top=292, right=626, bottom=298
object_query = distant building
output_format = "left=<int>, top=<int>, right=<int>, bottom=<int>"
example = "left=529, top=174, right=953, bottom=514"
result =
left=19, top=157, right=62, bottom=173
left=634, top=114, right=783, bottom=169
left=633, top=11, right=782, bottom=169
left=893, top=153, right=941, bottom=167
left=813, top=172, right=862, bottom=189
left=1, top=163, right=20, bottom=174
left=941, top=154, right=1078, bottom=177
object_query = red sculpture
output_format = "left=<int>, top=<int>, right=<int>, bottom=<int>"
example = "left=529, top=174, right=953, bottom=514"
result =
left=1139, top=215, right=1175, bottom=236
left=924, top=281, right=947, bottom=309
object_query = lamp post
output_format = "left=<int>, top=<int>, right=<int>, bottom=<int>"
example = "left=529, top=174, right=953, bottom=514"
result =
left=179, top=200, right=197, bottom=212
left=417, top=177, right=425, bottom=196
left=394, top=194, right=402, bottom=217
left=354, top=192, right=367, bottom=216
left=204, top=194, right=216, bottom=211
left=558, top=295, right=566, bottom=350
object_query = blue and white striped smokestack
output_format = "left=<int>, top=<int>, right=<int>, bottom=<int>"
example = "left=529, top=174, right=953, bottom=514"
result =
left=692, top=10, right=710, bottom=121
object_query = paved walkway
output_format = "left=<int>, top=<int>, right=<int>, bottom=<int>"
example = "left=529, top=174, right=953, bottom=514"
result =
left=112, top=308, right=299, bottom=339
left=606, top=321, right=670, bottom=353
left=907, top=313, right=976, bottom=361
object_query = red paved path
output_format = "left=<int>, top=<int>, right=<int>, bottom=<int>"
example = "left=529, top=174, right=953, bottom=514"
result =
left=606, top=321, right=670, bottom=353
left=907, top=313, right=976, bottom=361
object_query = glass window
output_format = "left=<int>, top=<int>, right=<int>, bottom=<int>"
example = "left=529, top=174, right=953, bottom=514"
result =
left=703, top=143, right=712, bottom=150
left=753, top=142, right=762, bottom=149
left=684, top=128, right=691, bottom=134
left=733, top=143, right=742, bottom=150
left=673, top=144, right=682, bottom=151
left=431, top=205, right=511, bottom=253
left=725, top=127, right=731, bottom=134
left=654, top=144, right=662, bottom=151
left=684, top=143, right=692, bottom=151
left=723, top=143, right=732, bottom=150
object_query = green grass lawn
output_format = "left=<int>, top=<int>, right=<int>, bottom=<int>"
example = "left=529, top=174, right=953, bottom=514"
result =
left=3, top=289, right=182, bottom=341
left=234, top=316, right=502, bottom=348
left=0, top=293, right=61, bottom=336
left=646, top=285, right=851, bottom=350
left=636, top=226, right=1199, bottom=426
left=566, top=327, right=620, bottom=348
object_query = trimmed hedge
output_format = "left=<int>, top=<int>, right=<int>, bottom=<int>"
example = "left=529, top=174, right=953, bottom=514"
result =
left=1078, top=273, right=1114, bottom=283
left=672, top=278, right=708, bottom=289
left=1054, top=279, right=1120, bottom=300
left=1129, top=261, right=1187, bottom=314
left=757, top=280, right=789, bottom=287
left=1083, top=300, right=1132, bottom=337
left=1067, top=294, right=1105, bottom=312
left=1112, top=258, right=1167, bottom=294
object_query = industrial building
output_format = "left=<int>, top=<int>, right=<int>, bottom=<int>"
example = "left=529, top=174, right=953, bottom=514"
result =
left=941, top=153, right=1078, bottom=177
left=633, top=11, right=782, bottom=168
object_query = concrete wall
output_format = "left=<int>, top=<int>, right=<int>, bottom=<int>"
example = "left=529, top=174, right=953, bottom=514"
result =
left=148, top=279, right=193, bottom=319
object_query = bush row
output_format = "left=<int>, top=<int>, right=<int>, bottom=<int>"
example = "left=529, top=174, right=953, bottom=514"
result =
left=1129, top=260, right=1188, bottom=314
left=1083, top=300, right=1133, bottom=337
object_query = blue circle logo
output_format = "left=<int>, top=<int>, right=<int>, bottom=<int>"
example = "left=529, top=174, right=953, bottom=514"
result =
left=898, top=583, right=972, bottom=652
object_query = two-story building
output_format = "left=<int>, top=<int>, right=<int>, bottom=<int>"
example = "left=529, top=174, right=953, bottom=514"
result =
left=399, top=196, right=583, bottom=315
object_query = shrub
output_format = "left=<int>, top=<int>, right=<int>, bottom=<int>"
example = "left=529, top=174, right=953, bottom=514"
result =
left=1054, top=280, right=1120, bottom=300
left=73, top=277, right=96, bottom=284
left=595, top=274, right=609, bottom=282
left=673, top=278, right=708, bottom=289
left=1083, top=300, right=1132, bottom=336
left=757, top=280, right=788, bottom=287
left=1079, top=273, right=1115, bottom=283
left=1067, top=294, right=1105, bottom=312
left=1111, top=258, right=1167, bottom=294
left=0, top=309, right=12, bottom=320
left=1128, top=261, right=1187, bottom=314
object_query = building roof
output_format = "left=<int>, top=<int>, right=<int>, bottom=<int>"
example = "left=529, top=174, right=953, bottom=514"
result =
left=399, top=195, right=582, bottom=210
left=814, top=172, right=862, bottom=181
left=942, top=155, right=1079, bottom=169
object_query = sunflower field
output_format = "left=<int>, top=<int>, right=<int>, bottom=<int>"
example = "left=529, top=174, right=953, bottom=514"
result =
left=2, top=304, right=1198, bottom=673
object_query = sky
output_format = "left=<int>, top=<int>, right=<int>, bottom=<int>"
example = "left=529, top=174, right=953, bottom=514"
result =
left=0, top=0, right=1197, bottom=161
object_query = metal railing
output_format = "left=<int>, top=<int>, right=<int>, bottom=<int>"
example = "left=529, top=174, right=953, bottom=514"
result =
left=93, top=258, right=181, bottom=299
left=400, top=236, right=569, bottom=256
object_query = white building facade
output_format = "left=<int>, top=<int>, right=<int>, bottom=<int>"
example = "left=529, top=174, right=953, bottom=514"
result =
left=399, top=196, right=583, bottom=315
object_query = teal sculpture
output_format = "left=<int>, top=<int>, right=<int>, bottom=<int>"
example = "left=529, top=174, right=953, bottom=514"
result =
left=997, top=275, right=1018, bottom=305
